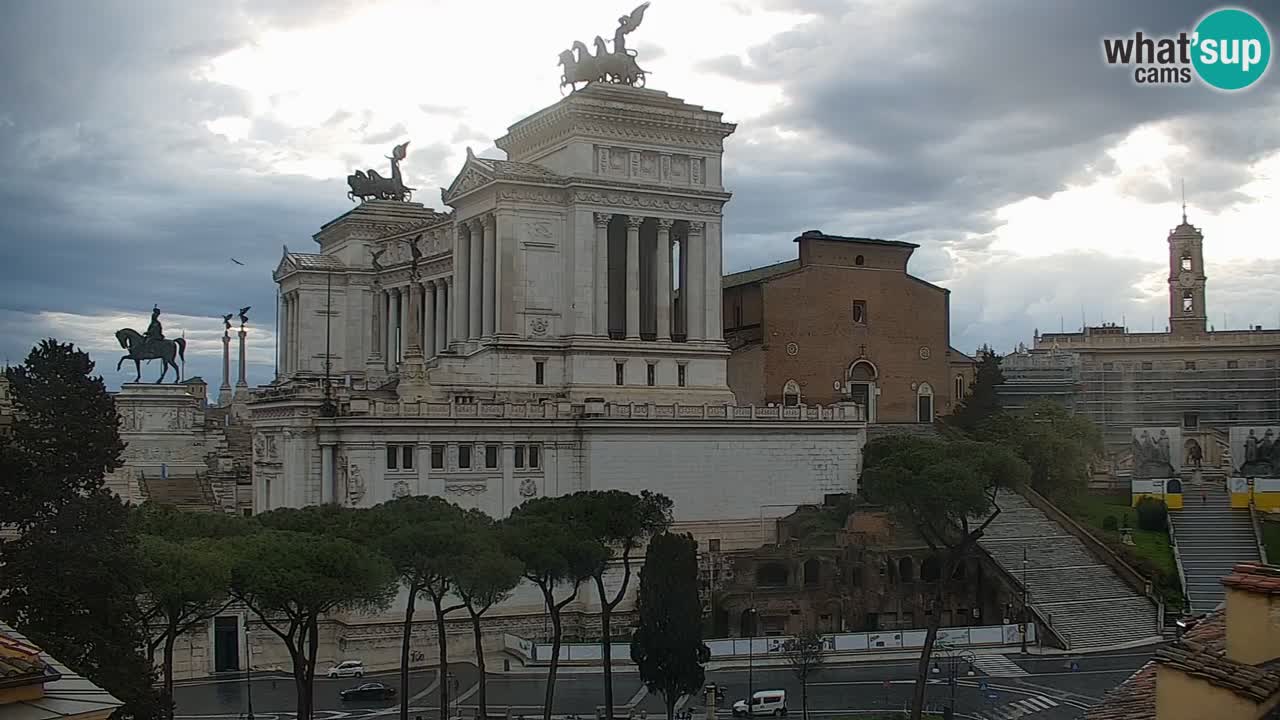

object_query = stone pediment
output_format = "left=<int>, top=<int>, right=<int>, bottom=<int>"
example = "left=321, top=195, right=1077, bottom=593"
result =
left=442, top=151, right=496, bottom=204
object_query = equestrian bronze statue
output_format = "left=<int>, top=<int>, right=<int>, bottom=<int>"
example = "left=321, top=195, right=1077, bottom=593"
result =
left=115, top=306, right=187, bottom=383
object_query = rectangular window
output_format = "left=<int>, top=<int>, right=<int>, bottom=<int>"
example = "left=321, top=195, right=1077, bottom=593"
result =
left=1185, top=361, right=1197, bottom=371
left=430, top=444, right=445, bottom=470
left=733, top=304, right=743, bottom=327
left=1228, top=360, right=1239, bottom=369
left=485, top=444, right=499, bottom=469
left=1103, top=362, right=1114, bottom=371
left=515, top=446, right=525, bottom=469
left=1181, top=255, right=1192, bottom=271
left=458, top=445, right=472, bottom=469
left=647, top=363, right=656, bottom=387
left=852, top=300, right=867, bottom=325
left=386, top=446, right=398, bottom=470
left=1183, top=412, right=1199, bottom=430
left=528, top=444, right=540, bottom=469
left=677, top=364, right=686, bottom=387
left=708, top=538, right=721, bottom=553
left=535, top=361, right=545, bottom=386
left=242, top=508, right=252, bottom=517
left=615, top=362, right=625, bottom=386
left=402, top=446, right=414, bottom=470
left=1182, top=292, right=1194, bottom=313
left=1142, top=361, right=1153, bottom=371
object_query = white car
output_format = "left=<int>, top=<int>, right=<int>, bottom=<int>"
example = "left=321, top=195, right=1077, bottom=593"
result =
left=733, top=690, right=787, bottom=717
left=326, top=660, right=365, bottom=678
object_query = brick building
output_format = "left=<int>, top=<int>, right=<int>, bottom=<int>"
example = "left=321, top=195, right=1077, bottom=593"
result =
left=723, top=230, right=974, bottom=422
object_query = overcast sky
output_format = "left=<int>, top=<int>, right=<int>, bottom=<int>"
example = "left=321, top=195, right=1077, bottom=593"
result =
left=2, top=0, right=1278, bottom=392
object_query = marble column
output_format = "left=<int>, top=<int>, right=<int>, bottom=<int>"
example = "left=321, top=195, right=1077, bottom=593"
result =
left=706, top=221, right=724, bottom=342
left=454, top=223, right=471, bottom=346
left=390, top=287, right=402, bottom=364
left=594, top=212, right=611, bottom=336
left=406, top=281, right=423, bottom=357
left=369, top=286, right=383, bottom=362
left=468, top=218, right=483, bottom=340
left=321, top=444, right=336, bottom=505
left=655, top=218, right=673, bottom=342
left=686, top=222, right=706, bottom=341
left=278, top=295, right=289, bottom=375
left=423, top=280, right=437, bottom=358
left=381, top=289, right=391, bottom=368
left=437, top=279, right=450, bottom=352
left=236, top=327, right=248, bottom=387
left=625, top=215, right=643, bottom=340
left=219, top=331, right=231, bottom=402
left=481, top=215, right=496, bottom=337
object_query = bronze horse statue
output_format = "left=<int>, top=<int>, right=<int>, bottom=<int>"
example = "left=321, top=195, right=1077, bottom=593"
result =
left=115, top=328, right=186, bottom=383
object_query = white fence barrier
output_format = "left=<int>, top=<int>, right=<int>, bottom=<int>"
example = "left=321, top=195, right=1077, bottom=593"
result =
left=527, top=623, right=1033, bottom=662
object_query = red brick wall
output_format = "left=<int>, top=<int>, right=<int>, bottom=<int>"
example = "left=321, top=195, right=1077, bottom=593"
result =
left=751, top=263, right=956, bottom=421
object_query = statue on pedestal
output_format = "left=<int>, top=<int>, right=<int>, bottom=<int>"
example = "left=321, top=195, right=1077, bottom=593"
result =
left=347, top=141, right=415, bottom=203
left=558, top=3, right=651, bottom=91
left=115, top=306, right=187, bottom=383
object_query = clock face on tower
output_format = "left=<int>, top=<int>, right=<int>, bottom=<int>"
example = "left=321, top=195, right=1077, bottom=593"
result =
left=1178, top=271, right=1195, bottom=288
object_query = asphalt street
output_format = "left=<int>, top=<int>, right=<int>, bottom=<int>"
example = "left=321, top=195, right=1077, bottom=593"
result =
left=173, top=647, right=1156, bottom=720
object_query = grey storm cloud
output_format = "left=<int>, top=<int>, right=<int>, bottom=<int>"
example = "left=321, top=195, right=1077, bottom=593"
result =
left=2, top=0, right=1279, bottom=388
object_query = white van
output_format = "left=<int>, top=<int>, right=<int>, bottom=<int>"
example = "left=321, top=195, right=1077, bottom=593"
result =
left=732, top=690, right=787, bottom=717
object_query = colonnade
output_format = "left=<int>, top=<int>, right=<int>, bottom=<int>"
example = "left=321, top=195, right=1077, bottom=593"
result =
left=375, top=277, right=452, bottom=368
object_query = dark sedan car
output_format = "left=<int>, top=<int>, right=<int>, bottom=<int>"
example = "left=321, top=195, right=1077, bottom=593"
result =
left=339, top=682, right=397, bottom=701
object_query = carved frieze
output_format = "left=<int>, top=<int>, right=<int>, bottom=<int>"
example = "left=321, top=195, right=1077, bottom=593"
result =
left=523, top=221, right=555, bottom=246
left=572, top=190, right=721, bottom=215
left=446, top=482, right=488, bottom=496
left=496, top=188, right=566, bottom=206
left=519, top=478, right=538, bottom=498
left=529, top=317, right=550, bottom=337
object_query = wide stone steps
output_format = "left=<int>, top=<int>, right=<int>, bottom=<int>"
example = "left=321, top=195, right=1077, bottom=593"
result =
left=1022, top=565, right=1134, bottom=601
left=1039, top=596, right=1164, bottom=647
left=1169, top=484, right=1261, bottom=614
left=978, top=493, right=1160, bottom=650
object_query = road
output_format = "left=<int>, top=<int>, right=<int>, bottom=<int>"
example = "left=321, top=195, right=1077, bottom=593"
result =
left=173, top=647, right=1154, bottom=720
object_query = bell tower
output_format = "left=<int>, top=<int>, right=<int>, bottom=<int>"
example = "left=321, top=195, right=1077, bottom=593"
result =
left=1168, top=205, right=1206, bottom=337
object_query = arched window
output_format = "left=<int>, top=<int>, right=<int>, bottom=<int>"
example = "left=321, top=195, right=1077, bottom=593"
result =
left=954, top=374, right=965, bottom=402
left=1180, top=252, right=1192, bottom=271
left=757, top=563, right=789, bottom=587
left=855, top=254, right=865, bottom=266
left=898, top=557, right=914, bottom=582
left=803, top=559, right=820, bottom=586
left=783, top=379, right=802, bottom=407
left=920, top=557, right=941, bottom=582
left=846, top=360, right=878, bottom=422
left=917, top=382, right=934, bottom=422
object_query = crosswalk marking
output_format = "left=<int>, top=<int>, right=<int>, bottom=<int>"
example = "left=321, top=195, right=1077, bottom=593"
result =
left=970, top=654, right=1031, bottom=677
left=980, top=695, right=1060, bottom=719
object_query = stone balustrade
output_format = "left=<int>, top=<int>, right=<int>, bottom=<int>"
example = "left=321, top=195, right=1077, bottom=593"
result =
left=348, top=399, right=865, bottom=423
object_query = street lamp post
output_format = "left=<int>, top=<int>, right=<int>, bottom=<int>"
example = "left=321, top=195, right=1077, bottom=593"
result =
left=1021, top=548, right=1029, bottom=654
left=746, top=607, right=757, bottom=707
left=244, top=618, right=254, bottom=720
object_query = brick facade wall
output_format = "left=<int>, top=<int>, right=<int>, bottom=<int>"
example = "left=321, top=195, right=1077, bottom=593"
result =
left=726, top=235, right=968, bottom=422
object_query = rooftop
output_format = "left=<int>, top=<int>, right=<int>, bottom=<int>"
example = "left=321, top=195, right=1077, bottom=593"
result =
left=793, top=229, right=920, bottom=249
left=0, top=623, right=121, bottom=720
left=722, top=259, right=799, bottom=289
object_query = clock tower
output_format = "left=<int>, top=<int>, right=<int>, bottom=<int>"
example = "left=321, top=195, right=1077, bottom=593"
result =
left=1168, top=210, right=1206, bottom=337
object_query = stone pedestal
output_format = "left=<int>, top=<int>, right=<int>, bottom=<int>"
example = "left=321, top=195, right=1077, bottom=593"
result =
left=108, top=383, right=212, bottom=507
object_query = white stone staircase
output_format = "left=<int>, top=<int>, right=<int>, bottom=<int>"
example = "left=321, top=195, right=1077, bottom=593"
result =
left=1170, top=480, right=1261, bottom=614
left=979, top=493, right=1162, bottom=650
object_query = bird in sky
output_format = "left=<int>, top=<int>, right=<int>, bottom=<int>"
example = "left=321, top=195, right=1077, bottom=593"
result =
left=230, top=258, right=245, bottom=265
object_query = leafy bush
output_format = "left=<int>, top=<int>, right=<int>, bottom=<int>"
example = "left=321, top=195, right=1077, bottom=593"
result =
left=1102, top=515, right=1118, bottom=532
left=1135, top=498, right=1168, bottom=532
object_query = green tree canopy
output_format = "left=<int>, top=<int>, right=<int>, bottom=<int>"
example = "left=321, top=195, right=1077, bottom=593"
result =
left=0, top=339, right=123, bottom=527
left=368, top=496, right=474, bottom=720
left=981, top=399, right=1103, bottom=501
left=502, top=498, right=608, bottom=720
left=630, top=533, right=709, bottom=720
left=228, top=528, right=397, bottom=720
left=0, top=340, right=163, bottom=720
left=948, top=346, right=1005, bottom=435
